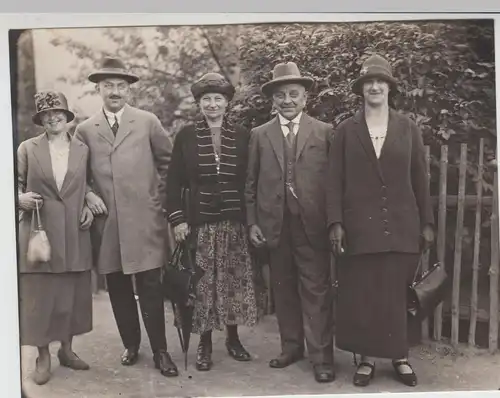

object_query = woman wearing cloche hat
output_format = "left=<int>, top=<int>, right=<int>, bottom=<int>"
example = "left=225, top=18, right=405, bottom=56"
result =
left=327, top=53, right=434, bottom=387
left=166, top=72, right=265, bottom=372
left=17, top=91, right=94, bottom=385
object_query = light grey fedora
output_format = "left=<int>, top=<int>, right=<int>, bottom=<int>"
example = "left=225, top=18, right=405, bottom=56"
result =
left=261, top=62, right=315, bottom=97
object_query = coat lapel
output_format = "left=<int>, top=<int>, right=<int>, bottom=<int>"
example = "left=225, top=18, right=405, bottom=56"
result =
left=113, top=105, right=135, bottom=151
left=265, top=117, right=285, bottom=172
left=94, top=111, right=115, bottom=146
left=31, top=134, right=59, bottom=194
left=59, top=137, right=86, bottom=196
left=296, top=113, right=313, bottom=160
left=352, top=110, right=385, bottom=182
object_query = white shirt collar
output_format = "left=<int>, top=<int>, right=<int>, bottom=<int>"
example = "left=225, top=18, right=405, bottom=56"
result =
left=103, top=105, right=126, bottom=124
left=278, top=112, right=302, bottom=126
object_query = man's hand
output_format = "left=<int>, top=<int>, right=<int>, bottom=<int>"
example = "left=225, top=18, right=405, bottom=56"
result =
left=85, top=191, right=108, bottom=216
left=249, top=224, right=266, bottom=248
left=80, top=206, right=94, bottom=230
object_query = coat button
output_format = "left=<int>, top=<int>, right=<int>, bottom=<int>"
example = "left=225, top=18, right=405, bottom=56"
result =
left=382, top=197, right=387, bottom=201
left=382, top=207, right=388, bottom=212
left=384, top=231, right=390, bottom=236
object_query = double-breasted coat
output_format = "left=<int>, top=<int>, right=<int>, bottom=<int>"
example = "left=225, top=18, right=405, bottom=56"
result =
left=326, top=108, right=434, bottom=255
left=17, top=134, right=92, bottom=274
left=75, top=104, right=173, bottom=275
left=245, top=113, right=333, bottom=249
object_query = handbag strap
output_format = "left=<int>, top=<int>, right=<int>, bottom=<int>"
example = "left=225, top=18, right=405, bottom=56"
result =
left=34, top=200, right=43, bottom=230
left=411, top=250, right=429, bottom=284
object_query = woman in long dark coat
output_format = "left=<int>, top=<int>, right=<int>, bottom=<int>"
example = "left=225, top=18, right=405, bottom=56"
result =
left=327, top=54, right=434, bottom=387
left=18, top=91, right=94, bottom=385
left=166, top=73, right=265, bottom=371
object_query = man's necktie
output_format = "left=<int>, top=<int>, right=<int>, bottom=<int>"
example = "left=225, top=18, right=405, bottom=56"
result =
left=286, top=121, right=295, bottom=147
left=111, top=115, right=119, bottom=135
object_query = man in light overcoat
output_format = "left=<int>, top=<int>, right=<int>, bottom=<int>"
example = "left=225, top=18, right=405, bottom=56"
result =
left=75, top=57, right=178, bottom=377
left=245, top=62, right=335, bottom=383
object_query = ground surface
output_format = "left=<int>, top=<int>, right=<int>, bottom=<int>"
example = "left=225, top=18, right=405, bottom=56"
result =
left=22, top=292, right=500, bottom=398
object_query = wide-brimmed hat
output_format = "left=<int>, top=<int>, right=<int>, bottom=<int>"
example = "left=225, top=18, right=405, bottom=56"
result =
left=191, top=72, right=235, bottom=102
left=261, top=62, right=315, bottom=97
left=88, top=57, right=139, bottom=84
left=32, top=91, right=75, bottom=126
left=352, top=53, right=398, bottom=96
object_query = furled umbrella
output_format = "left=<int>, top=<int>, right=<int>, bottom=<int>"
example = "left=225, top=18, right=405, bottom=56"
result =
left=162, top=188, right=204, bottom=369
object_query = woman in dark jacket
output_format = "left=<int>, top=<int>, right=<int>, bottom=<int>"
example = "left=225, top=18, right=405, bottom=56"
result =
left=18, top=91, right=94, bottom=385
left=166, top=73, right=265, bottom=371
left=327, top=54, right=434, bottom=387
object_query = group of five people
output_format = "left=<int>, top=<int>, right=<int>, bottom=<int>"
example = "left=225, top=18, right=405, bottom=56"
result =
left=17, top=53, right=433, bottom=388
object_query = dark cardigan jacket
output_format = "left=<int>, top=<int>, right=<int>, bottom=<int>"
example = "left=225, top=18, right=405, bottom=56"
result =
left=166, top=119, right=250, bottom=227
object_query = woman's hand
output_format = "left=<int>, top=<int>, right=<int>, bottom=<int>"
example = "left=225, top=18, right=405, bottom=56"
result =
left=80, top=206, right=94, bottom=230
left=174, top=222, right=190, bottom=243
left=329, top=223, right=345, bottom=256
left=85, top=191, right=108, bottom=216
left=19, top=192, right=43, bottom=211
left=420, top=224, right=435, bottom=252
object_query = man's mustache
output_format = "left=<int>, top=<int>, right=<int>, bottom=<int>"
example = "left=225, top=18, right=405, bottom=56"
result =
left=109, top=95, right=122, bottom=100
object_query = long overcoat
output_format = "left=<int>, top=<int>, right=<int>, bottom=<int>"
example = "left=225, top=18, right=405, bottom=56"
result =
left=326, top=108, right=434, bottom=255
left=245, top=113, right=334, bottom=249
left=75, top=104, right=172, bottom=275
left=17, top=133, right=92, bottom=273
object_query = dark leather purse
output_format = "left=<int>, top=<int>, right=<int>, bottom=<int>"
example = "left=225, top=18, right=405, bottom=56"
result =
left=162, top=242, right=196, bottom=305
left=407, top=253, right=450, bottom=318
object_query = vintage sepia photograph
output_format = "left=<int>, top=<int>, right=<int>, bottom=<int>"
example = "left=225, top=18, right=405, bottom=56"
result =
left=8, top=16, right=500, bottom=398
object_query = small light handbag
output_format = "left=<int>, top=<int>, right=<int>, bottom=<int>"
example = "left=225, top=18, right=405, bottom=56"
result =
left=26, top=200, right=51, bottom=264
left=407, top=252, right=449, bottom=318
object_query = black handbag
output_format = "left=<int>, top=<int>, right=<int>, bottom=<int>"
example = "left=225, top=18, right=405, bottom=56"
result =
left=162, top=242, right=196, bottom=305
left=407, top=253, right=450, bottom=318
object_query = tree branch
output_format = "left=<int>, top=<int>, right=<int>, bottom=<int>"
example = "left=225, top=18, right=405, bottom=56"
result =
left=199, top=28, right=233, bottom=87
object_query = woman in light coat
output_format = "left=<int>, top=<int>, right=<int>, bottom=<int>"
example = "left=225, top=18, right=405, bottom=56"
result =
left=18, top=91, right=94, bottom=385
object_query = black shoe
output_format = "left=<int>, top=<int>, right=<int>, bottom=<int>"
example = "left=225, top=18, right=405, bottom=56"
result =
left=392, top=359, right=417, bottom=387
left=121, top=347, right=139, bottom=366
left=226, top=339, right=251, bottom=362
left=353, top=362, right=375, bottom=387
left=154, top=351, right=179, bottom=377
left=196, top=339, right=213, bottom=371
left=313, top=363, right=335, bottom=383
left=269, top=351, right=304, bottom=368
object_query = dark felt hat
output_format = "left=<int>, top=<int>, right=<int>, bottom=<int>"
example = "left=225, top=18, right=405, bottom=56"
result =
left=88, top=57, right=139, bottom=84
left=352, top=53, right=398, bottom=96
left=32, top=91, right=75, bottom=126
left=191, top=72, right=235, bottom=102
left=261, top=62, right=315, bottom=97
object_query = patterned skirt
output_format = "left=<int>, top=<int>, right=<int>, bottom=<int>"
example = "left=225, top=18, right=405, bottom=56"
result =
left=191, top=220, right=266, bottom=334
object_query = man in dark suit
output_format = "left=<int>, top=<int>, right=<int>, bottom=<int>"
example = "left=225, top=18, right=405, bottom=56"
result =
left=245, top=62, right=335, bottom=383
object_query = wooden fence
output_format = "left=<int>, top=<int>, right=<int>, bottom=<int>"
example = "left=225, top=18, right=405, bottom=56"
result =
left=92, top=140, right=500, bottom=352
left=422, top=140, right=499, bottom=353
